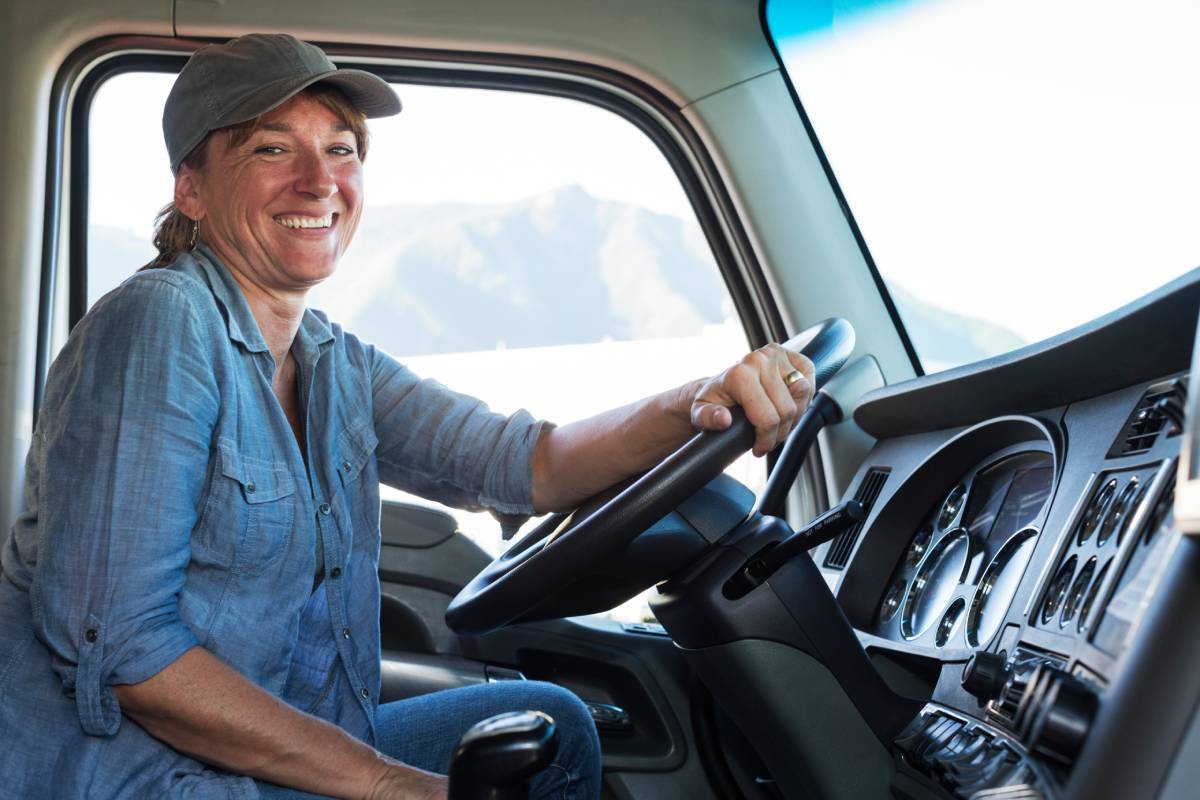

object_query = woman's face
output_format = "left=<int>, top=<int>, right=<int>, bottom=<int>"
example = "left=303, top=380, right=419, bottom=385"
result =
left=178, top=93, right=364, bottom=293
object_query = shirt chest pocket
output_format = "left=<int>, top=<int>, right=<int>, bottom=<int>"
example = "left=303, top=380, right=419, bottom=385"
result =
left=194, top=439, right=298, bottom=576
left=335, top=423, right=378, bottom=489
left=334, top=423, right=378, bottom=535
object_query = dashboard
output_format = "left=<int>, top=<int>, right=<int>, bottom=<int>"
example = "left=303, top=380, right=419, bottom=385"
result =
left=810, top=271, right=1200, bottom=798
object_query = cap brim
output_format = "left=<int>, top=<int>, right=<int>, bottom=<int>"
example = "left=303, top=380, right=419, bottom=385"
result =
left=217, top=68, right=402, bottom=130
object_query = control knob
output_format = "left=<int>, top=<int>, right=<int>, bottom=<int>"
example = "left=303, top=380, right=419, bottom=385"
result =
left=961, top=652, right=1011, bottom=704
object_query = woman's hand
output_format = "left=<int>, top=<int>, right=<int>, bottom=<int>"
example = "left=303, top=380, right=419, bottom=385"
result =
left=530, top=343, right=815, bottom=512
left=690, top=343, right=816, bottom=457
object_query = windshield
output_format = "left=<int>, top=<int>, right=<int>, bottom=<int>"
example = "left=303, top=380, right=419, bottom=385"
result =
left=765, top=0, right=1200, bottom=373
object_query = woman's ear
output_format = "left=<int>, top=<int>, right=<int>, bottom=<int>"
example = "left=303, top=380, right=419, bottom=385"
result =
left=173, top=164, right=206, bottom=222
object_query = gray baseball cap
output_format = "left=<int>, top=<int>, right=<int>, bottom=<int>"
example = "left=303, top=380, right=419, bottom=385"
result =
left=164, top=33, right=401, bottom=174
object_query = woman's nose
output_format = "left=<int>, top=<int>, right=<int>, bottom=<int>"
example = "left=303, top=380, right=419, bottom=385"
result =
left=294, top=150, right=338, bottom=198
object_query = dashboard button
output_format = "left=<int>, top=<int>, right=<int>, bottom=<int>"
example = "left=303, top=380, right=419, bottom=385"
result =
left=962, top=651, right=1011, bottom=703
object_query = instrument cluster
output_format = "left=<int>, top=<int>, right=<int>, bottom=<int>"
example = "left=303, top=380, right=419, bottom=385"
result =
left=873, top=446, right=1054, bottom=651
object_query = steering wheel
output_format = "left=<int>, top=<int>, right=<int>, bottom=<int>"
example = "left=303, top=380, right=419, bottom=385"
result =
left=445, top=318, right=856, bottom=636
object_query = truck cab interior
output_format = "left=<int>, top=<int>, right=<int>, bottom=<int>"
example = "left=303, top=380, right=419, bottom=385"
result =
left=2, top=1, right=1199, bottom=798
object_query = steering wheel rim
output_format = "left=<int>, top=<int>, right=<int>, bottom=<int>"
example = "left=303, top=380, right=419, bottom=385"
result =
left=446, top=317, right=856, bottom=636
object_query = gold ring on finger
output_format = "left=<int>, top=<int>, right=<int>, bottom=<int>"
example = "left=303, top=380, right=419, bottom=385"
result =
left=784, top=369, right=805, bottom=387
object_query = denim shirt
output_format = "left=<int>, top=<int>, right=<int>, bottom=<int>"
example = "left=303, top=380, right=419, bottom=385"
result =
left=0, top=247, right=547, bottom=798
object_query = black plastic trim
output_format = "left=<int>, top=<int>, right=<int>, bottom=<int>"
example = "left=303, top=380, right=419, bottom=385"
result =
left=824, top=466, right=889, bottom=569
left=854, top=269, right=1200, bottom=438
left=43, top=33, right=792, bottom=420
left=32, top=61, right=70, bottom=429
left=689, top=682, right=747, bottom=800
left=757, top=0, right=924, bottom=377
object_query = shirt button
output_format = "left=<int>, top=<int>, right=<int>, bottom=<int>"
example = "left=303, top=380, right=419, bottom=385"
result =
left=330, top=567, right=342, bottom=578
left=342, top=627, right=351, bottom=639
left=84, top=629, right=98, bottom=643
left=341, top=461, right=352, bottom=472
left=246, top=483, right=256, bottom=494
left=360, top=687, right=370, bottom=699
left=319, top=502, right=331, bottom=515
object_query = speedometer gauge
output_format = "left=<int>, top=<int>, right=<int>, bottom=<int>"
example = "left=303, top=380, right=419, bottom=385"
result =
left=902, top=528, right=969, bottom=639
left=967, top=527, right=1038, bottom=647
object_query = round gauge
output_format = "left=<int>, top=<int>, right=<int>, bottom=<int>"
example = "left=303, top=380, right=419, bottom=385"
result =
left=905, top=526, right=934, bottom=570
left=1078, top=480, right=1117, bottom=545
left=935, top=598, right=966, bottom=647
left=938, top=484, right=968, bottom=529
left=966, top=528, right=1039, bottom=647
left=879, top=577, right=906, bottom=625
left=1115, top=482, right=1147, bottom=546
left=1098, top=478, right=1140, bottom=547
left=1077, top=558, right=1113, bottom=633
left=902, top=528, right=969, bottom=640
left=1041, top=555, right=1077, bottom=624
left=1060, top=556, right=1097, bottom=627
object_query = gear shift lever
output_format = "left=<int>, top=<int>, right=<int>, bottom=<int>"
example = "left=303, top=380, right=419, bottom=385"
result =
left=447, top=711, right=559, bottom=800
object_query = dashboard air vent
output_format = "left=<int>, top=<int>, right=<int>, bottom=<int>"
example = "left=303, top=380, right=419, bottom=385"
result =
left=824, top=468, right=889, bottom=569
left=1107, top=377, right=1187, bottom=458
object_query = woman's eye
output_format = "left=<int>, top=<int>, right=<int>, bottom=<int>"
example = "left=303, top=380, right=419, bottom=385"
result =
left=255, top=145, right=285, bottom=155
left=330, top=145, right=356, bottom=156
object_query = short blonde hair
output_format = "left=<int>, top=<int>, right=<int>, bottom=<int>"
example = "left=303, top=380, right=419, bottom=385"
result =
left=144, top=84, right=370, bottom=270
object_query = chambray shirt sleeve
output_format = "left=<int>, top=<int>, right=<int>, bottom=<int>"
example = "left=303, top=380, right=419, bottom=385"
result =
left=30, top=275, right=219, bottom=736
left=367, top=346, right=552, bottom=516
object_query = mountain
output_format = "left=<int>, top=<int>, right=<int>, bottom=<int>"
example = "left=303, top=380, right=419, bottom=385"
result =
left=310, top=184, right=727, bottom=354
left=886, top=283, right=1027, bottom=372
left=87, top=184, right=1024, bottom=369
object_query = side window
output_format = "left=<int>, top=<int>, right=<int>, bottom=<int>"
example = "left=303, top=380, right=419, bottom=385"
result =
left=87, top=71, right=763, bottom=621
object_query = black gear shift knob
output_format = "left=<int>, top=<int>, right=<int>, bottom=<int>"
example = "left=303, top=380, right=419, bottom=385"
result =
left=447, top=710, right=560, bottom=800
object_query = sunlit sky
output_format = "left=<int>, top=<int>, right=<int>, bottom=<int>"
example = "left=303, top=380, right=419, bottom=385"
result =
left=91, top=0, right=1200, bottom=351
left=772, top=0, right=1200, bottom=344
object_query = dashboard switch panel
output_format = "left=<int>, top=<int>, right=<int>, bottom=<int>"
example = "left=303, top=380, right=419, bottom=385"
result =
left=895, top=707, right=1049, bottom=799
left=1035, top=464, right=1162, bottom=635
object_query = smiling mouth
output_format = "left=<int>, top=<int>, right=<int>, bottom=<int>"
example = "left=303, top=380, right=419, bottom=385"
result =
left=273, top=213, right=335, bottom=229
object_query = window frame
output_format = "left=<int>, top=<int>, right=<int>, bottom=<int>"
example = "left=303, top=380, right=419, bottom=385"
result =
left=45, top=36, right=784, bottom=393
left=42, top=34, right=827, bottom=513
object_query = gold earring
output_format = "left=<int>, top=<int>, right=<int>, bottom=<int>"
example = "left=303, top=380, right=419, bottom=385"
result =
left=188, top=220, right=199, bottom=250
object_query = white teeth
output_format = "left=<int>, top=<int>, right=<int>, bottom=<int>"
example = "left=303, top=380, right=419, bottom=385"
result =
left=274, top=213, right=333, bottom=229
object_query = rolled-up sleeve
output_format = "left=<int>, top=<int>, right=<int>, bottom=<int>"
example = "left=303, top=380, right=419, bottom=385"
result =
left=29, top=275, right=219, bottom=736
left=368, top=346, right=552, bottom=516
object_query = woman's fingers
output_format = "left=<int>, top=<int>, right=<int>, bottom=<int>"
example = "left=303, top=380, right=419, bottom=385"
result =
left=782, top=350, right=816, bottom=409
left=689, top=400, right=732, bottom=431
left=758, top=358, right=798, bottom=453
left=689, top=344, right=818, bottom=456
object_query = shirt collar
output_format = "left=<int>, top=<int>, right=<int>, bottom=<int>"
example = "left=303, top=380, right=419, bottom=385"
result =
left=189, top=245, right=335, bottom=359
left=294, top=308, right=336, bottom=367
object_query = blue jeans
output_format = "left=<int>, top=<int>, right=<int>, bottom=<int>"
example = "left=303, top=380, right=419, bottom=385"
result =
left=258, top=681, right=601, bottom=799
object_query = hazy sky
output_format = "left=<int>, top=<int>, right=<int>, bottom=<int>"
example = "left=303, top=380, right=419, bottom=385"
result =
left=774, top=0, right=1199, bottom=343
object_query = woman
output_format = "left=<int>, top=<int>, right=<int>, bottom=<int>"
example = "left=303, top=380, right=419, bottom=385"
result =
left=0, top=34, right=814, bottom=799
